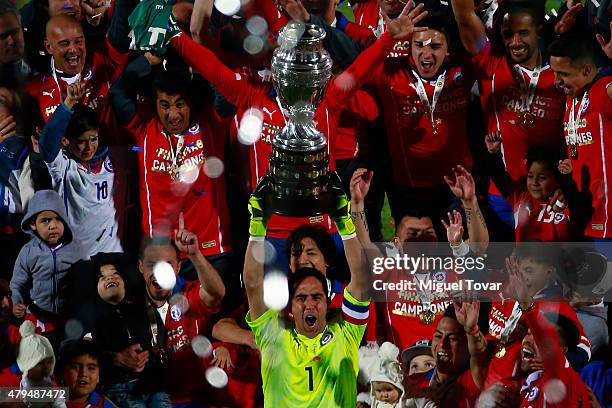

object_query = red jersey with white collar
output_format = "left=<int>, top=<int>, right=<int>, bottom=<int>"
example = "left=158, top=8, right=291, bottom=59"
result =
left=473, top=43, right=565, bottom=182
left=563, top=75, right=612, bottom=238
left=364, top=59, right=475, bottom=188
left=510, top=189, right=573, bottom=242
left=171, top=31, right=392, bottom=238
left=161, top=278, right=219, bottom=403
left=519, top=306, right=591, bottom=408
left=24, top=38, right=128, bottom=144
left=127, top=109, right=232, bottom=257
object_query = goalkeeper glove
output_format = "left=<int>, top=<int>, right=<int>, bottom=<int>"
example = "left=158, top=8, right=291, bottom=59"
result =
left=248, top=176, right=270, bottom=239
left=328, top=172, right=356, bottom=239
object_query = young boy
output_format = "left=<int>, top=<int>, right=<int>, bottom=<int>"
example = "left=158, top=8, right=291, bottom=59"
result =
left=57, top=339, right=117, bottom=408
left=38, top=83, right=122, bottom=257
left=401, top=339, right=436, bottom=376
left=10, top=189, right=85, bottom=332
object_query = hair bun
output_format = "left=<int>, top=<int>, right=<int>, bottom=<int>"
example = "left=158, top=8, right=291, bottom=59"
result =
left=19, top=320, right=36, bottom=337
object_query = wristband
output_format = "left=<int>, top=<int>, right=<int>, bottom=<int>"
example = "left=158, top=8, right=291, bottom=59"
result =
left=450, top=240, right=470, bottom=257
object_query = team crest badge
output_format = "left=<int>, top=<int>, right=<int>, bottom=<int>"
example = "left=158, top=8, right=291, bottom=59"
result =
left=320, top=332, right=333, bottom=346
left=553, top=213, right=566, bottom=224
left=83, top=69, right=94, bottom=81
left=527, top=386, right=539, bottom=402
left=433, top=271, right=447, bottom=283
left=170, top=304, right=182, bottom=321
left=453, top=71, right=464, bottom=85
left=188, top=123, right=200, bottom=135
left=103, top=158, right=114, bottom=173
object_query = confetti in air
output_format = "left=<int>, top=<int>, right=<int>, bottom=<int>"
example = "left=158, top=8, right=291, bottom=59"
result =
left=214, top=0, right=241, bottom=16
left=191, top=335, right=213, bottom=358
left=169, top=293, right=190, bottom=314
left=543, top=379, right=567, bottom=403
left=64, top=319, right=84, bottom=340
left=252, top=240, right=278, bottom=265
left=263, top=272, right=289, bottom=311
left=238, top=108, right=263, bottom=145
left=179, top=165, right=200, bottom=184
left=204, top=157, right=225, bottom=178
left=153, top=261, right=176, bottom=290
left=243, top=35, right=265, bottom=55
left=206, top=366, right=229, bottom=388
left=246, top=16, right=268, bottom=36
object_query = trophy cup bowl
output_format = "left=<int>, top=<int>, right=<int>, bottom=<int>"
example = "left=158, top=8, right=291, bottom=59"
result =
left=266, top=21, right=336, bottom=217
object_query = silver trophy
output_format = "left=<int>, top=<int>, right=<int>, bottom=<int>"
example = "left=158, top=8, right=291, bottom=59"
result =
left=266, top=21, right=336, bottom=216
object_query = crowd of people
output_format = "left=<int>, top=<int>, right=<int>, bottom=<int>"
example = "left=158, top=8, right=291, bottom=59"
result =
left=0, top=0, right=611, bottom=406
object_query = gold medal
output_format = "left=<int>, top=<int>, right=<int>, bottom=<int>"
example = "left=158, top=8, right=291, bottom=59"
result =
left=519, top=111, right=536, bottom=128
left=495, top=343, right=507, bottom=358
left=419, top=310, right=435, bottom=325
left=569, top=143, right=578, bottom=160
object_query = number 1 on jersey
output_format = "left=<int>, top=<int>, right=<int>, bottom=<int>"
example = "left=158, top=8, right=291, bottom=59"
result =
left=305, top=366, right=313, bottom=391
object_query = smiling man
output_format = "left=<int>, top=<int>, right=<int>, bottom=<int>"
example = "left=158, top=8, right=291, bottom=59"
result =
left=549, top=33, right=612, bottom=240
left=356, top=14, right=475, bottom=222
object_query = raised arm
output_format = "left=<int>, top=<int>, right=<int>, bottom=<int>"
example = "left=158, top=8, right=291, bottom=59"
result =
left=451, top=0, right=488, bottom=56
left=444, top=165, right=489, bottom=255
left=39, top=83, right=85, bottom=163
left=169, top=32, right=262, bottom=109
left=212, top=317, right=258, bottom=349
left=108, top=53, right=159, bottom=125
left=454, top=299, right=487, bottom=389
left=190, top=0, right=213, bottom=44
left=329, top=174, right=370, bottom=301
left=174, top=213, right=225, bottom=308
left=243, top=177, right=270, bottom=320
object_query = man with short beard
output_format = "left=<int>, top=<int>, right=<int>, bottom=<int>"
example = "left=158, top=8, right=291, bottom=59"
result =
left=426, top=304, right=486, bottom=408
left=137, top=214, right=225, bottom=405
left=24, top=0, right=132, bottom=144
left=451, top=0, right=567, bottom=233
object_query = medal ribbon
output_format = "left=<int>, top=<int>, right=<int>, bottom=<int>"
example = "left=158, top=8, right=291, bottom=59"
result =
left=164, top=131, right=185, bottom=179
left=412, top=70, right=446, bottom=134
left=568, top=91, right=589, bottom=145
left=50, top=57, right=84, bottom=103
left=512, top=63, right=542, bottom=113
left=413, top=273, right=434, bottom=312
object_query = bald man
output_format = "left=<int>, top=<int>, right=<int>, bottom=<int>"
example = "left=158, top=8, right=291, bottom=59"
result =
left=25, top=9, right=131, bottom=143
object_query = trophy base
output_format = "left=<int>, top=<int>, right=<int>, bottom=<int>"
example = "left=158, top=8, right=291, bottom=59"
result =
left=264, top=190, right=336, bottom=217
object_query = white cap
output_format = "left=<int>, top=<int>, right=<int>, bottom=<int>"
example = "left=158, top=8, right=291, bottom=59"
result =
left=17, top=321, right=55, bottom=374
left=368, top=342, right=404, bottom=398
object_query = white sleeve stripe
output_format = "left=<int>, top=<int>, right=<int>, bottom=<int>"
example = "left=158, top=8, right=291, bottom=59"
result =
left=342, top=304, right=369, bottom=320
left=577, top=342, right=592, bottom=358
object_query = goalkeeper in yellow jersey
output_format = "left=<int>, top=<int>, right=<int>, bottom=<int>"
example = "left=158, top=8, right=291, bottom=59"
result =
left=243, top=172, right=371, bottom=407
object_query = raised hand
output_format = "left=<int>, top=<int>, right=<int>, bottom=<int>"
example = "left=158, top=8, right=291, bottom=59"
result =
left=596, top=22, right=612, bottom=60
left=453, top=296, right=480, bottom=333
left=505, top=256, right=530, bottom=303
left=444, top=166, right=475, bottom=203
left=0, top=115, right=17, bottom=142
left=64, top=82, right=86, bottom=109
left=12, top=303, right=26, bottom=318
left=484, top=131, right=502, bottom=154
left=248, top=175, right=270, bottom=238
left=174, top=212, right=199, bottom=256
left=554, top=2, right=584, bottom=34
left=349, top=168, right=373, bottom=205
left=382, top=0, right=429, bottom=41
left=82, top=0, right=106, bottom=26
left=280, top=0, right=310, bottom=22
left=558, top=159, right=572, bottom=175
left=442, top=210, right=464, bottom=245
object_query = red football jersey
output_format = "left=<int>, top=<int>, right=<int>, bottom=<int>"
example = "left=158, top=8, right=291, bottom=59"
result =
left=363, top=60, right=475, bottom=188
left=473, top=43, right=565, bottom=182
left=127, top=108, right=232, bottom=257
left=519, top=306, right=591, bottom=408
left=563, top=75, right=612, bottom=238
left=162, top=278, right=218, bottom=403
left=24, top=38, right=128, bottom=144
left=171, top=32, right=391, bottom=238
left=509, top=189, right=573, bottom=242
